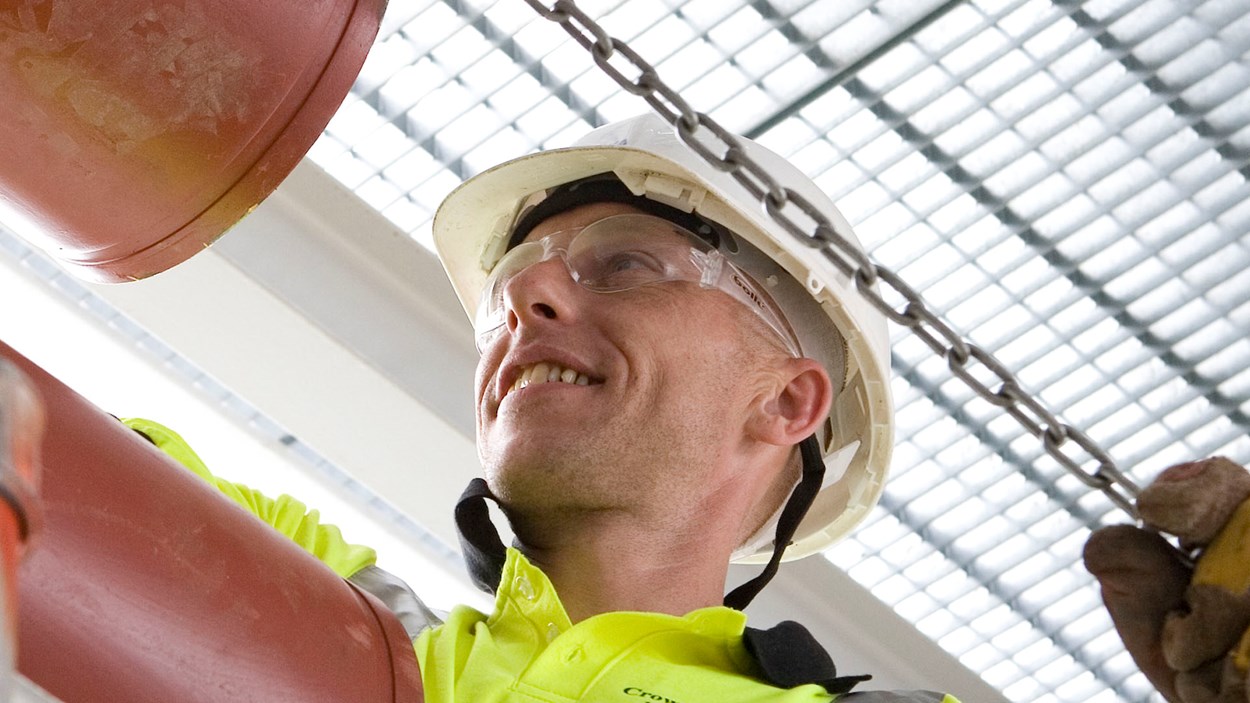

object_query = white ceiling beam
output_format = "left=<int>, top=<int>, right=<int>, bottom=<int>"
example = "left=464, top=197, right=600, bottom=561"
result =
left=80, top=161, right=481, bottom=554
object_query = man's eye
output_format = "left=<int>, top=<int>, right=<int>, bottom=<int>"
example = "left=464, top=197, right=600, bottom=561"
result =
left=571, top=245, right=673, bottom=289
left=607, top=252, right=653, bottom=272
left=597, top=250, right=667, bottom=281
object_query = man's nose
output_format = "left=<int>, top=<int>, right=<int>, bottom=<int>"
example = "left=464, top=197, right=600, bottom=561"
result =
left=500, top=257, right=579, bottom=336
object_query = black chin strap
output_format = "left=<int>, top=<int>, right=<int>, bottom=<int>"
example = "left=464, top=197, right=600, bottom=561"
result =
left=723, top=435, right=825, bottom=611
left=453, top=435, right=826, bottom=607
left=455, top=478, right=509, bottom=594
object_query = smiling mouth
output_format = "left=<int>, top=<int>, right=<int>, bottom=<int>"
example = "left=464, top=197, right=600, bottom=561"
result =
left=506, top=362, right=598, bottom=397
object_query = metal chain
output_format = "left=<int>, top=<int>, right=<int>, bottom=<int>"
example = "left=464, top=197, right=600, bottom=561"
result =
left=524, top=0, right=1145, bottom=518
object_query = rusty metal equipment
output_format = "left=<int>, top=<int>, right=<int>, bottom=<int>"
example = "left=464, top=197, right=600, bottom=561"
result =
left=3, top=339, right=423, bottom=702
left=0, top=0, right=385, bottom=282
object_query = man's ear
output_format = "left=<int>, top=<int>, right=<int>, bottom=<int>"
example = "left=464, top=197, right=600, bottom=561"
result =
left=748, top=358, right=833, bottom=446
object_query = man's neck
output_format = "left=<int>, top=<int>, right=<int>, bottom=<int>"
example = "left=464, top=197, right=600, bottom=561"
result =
left=512, top=510, right=735, bottom=623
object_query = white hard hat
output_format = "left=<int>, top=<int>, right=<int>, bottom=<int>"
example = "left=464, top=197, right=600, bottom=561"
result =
left=434, top=114, right=892, bottom=563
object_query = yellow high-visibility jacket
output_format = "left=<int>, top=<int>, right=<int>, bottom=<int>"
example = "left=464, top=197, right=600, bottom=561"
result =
left=127, top=418, right=960, bottom=703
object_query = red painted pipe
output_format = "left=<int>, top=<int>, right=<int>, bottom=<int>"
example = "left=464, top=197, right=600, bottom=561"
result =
left=3, top=339, right=423, bottom=702
left=0, top=357, right=43, bottom=696
left=0, top=0, right=385, bottom=282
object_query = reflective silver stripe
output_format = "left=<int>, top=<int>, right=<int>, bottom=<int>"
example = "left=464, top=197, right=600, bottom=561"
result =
left=349, top=564, right=445, bottom=641
left=836, top=692, right=957, bottom=703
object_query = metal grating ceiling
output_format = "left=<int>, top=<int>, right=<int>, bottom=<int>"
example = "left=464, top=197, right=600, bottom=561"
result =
left=308, top=1, right=1250, bottom=701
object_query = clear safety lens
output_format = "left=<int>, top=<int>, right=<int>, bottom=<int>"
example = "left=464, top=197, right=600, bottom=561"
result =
left=475, top=213, right=799, bottom=355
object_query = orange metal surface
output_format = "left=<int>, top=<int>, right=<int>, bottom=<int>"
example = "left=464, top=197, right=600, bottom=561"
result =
left=3, top=339, right=423, bottom=702
left=0, top=0, right=385, bottom=282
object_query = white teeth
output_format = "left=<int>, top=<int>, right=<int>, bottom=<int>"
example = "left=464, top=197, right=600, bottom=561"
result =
left=507, top=362, right=592, bottom=396
left=532, top=362, right=550, bottom=384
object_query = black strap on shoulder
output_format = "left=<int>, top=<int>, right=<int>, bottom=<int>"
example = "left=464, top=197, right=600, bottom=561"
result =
left=743, top=620, right=871, bottom=695
left=723, top=435, right=825, bottom=610
left=454, top=478, right=509, bottom=594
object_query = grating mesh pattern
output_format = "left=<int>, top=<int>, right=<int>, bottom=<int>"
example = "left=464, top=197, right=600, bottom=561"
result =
left=306, top=1, right=1250, bottom=701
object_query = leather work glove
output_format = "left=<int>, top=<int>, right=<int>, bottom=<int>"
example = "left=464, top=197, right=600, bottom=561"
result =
left=1084, top=457, right=1250, bottom=703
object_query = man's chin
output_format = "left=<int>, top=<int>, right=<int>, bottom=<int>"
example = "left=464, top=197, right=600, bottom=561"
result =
left=486, top=457, right=613, bottom=511
left=481, top=430, right=592, bottom=475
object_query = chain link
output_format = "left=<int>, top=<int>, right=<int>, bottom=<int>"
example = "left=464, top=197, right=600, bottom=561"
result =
left=523, top=0, right=1141, bottom=520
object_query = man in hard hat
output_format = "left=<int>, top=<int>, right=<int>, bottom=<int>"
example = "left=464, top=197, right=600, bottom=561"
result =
left=142, top=112, right=946, bottom=701
left=423, top=113, right=1250, bottom=703
left=412, top=113, right=940, bottom=701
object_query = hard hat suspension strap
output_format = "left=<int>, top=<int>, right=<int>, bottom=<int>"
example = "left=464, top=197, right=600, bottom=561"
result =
left=509, top=174, right=722, bottom=251
left=723, top=436, right=824, bottom=610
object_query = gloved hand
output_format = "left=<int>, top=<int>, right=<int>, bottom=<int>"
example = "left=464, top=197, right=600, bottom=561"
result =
left=1084, top=457, right=1250, bottom=703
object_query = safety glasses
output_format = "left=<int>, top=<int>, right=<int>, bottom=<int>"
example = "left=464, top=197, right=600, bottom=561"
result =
left=475, top=213, right=800, bottom=356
